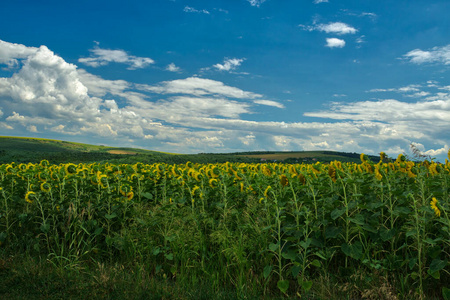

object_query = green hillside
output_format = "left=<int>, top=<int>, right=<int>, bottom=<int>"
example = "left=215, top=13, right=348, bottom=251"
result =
left=0, top=136, right=380, bottom=164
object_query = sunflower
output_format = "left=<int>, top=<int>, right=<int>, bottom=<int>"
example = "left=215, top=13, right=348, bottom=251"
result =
left=40, top=182, right=51, bottom=193
left=430, top=197, right=441, bottom=217
left=65, top=163, right=77, bottom=175
left=119, top=184, right=132, bottom=196
left=39, top=159, right=50, bottom=168
left=209, top=178, right=218, bottom=188
left=125, top=191, right=134, bottom=201
left=25, top=191, right=36, bottom=204
left=280, top=174, right=289, bottom=186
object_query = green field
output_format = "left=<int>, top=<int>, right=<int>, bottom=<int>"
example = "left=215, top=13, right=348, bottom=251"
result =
left=0, top=149, right=449, bottom=299
left=0, top=136, right=378, bottom=165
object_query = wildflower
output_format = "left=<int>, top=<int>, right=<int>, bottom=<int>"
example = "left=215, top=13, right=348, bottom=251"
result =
left=25, top=191, right=36, bottom=204
left=327, top=166, right=336, bottom=182
left=40, top=182, right=51, bottom=193
left=119, top=184, right=132, bottom=196
left=396, top=154, right=406, bottom=163
left=360, top=153, right=367, bottom=162
left=298, top=173, right=306, bottom=185
left=39, top=159, right=50, bottom=168
left=191, top=185, right=200, bottom=196
left=374, top=167, right=383, bottom=181
left=209, top=178, right=218, bottom=188
left=430, top=197, right=441, bottom=217
left=126, top=191, right=134, bottom=201
left=65, top=163, right=77, bottom=174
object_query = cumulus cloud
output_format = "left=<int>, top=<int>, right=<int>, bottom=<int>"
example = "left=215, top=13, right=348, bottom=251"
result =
left=303, top=22, right=357, bottom=35
left=78, top=46, right=155, bottom=69
left=183, top=6, right=210, bottom=14
left=1, top=39, right=449, bottom=160
left=165, top=63, right=181, bottom=72
left=403, top=44, right=450, bottom=65
left=247, top=0, right=266, bottom=7
left=326, top=38, right=345, bottom=48
left=213, top=58, right=245, bottom=72
left=0, top=40, right=38, bottom=69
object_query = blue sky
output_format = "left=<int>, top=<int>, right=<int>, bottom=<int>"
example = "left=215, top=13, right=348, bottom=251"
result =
left=0, top=0, right=449, bottom=160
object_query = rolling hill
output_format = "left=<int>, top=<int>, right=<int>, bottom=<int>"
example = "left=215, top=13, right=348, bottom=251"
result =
left=0, top=136, right=380, bottom=164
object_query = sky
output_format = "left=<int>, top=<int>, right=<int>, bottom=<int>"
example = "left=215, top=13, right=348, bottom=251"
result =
left=0, top=0, right=449, bottom=161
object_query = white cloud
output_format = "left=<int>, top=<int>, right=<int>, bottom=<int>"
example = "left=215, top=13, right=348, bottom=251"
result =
left=138, top=77, right=261, bottom=99
left=0, top=40, right=38, bottom=69
left=313, top=0, right=329, bottom=3
left=213, top=58, right=245, bottom=72
left=369, top=84, right=421, bottom=93
left=253, top=99, right=285, bottom=109
left=78, top=46, right=154, bottom=69
left=183, top=6, right=210, bottom=14
left=1, top=39, right=449, bottom=160
left=305, top=22, right=357, bottom=35
left=403, top=44, right=450, bottom=65
left=165, top=63, right=181, bottom=72
left=27, top=125, right=38, bottom=132
left=326, top=38, right=345, bottom=48
left=247, top=0, right=266, bottom=7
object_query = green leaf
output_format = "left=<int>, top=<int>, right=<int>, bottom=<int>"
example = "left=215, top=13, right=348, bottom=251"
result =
left=325, top=226, right=341, bottom=239
left=94, top=227, right=103, bottom=236
left=406, top=230, right=417, bottom=238
left=291, top=265, right=301, bottom=277
left=269, top=243, right=278, bottom=252
left=277, top=280, right=289, bottom=293
left=40, top=223, right=50, bottom=234
left=429, top=259, right=447, bottom=273
left=442, top=287, right=450, bottom=300
left=428, top=269, right=440, bottom=279
left=263, top=265, right=272, bottom=279
left=331, top=208, right=345, bottom=220
left=140, top=192, right=153, bottom=200
left=299, top=239, right=311, bottom=250
left=409, top=258, right=417, bottom=270
left=164, top=253, right=173, bottom=260
left=310, top=259, right=321, bottom=267
left=341, top=242, right=363, bottom=260
left=393, top=206, right=411, bottom=216
left=282, top=251, right=296, bottom=260
left=380, top=228, right=396, bottom=241
left=105, top=213, right=117, bottom=220
left=152, top=247, right=161, bottom=256
left=348, top=214, right=365, bottom=225
left=302, top=280, right=313, bottom=292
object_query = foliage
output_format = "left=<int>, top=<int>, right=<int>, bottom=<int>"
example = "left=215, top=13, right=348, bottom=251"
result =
left=0, top=151, right=450, bottom=298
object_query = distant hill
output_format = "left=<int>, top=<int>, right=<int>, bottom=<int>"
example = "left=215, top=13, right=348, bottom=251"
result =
left=0, top=136, right=380, bottom=164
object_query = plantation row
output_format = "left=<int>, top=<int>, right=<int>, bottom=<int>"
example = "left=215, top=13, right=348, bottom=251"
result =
left=0, top=152, right=449, bottom=298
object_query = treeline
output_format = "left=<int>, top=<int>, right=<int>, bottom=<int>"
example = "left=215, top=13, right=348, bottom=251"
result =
left=0, top=149, right=261, bottom=165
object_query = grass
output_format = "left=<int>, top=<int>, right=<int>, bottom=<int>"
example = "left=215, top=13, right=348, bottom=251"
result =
left=0, top=253, right=295, bottom=300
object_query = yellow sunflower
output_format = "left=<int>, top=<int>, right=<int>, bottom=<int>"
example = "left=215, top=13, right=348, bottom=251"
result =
left=25, top=191, right=36, bottom=204
left=430, top=197, right=441, bottom=217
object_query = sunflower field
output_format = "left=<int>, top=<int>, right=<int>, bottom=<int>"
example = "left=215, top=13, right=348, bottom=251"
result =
left=0, top=152, right=449, bottom=299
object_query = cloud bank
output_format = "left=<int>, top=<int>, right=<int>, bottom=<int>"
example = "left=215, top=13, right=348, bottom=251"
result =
left=0, top=39, right=449, bottom=160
